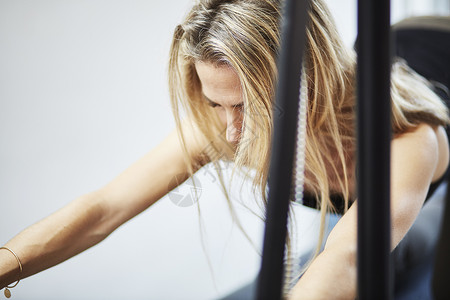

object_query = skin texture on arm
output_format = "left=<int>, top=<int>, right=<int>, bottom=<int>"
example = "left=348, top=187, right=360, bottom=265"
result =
left=289, top=124, right=449, bottom=300
left=0, top=121, right=208, bottom=289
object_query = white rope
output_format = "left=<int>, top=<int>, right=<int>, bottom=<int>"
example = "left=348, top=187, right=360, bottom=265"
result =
left=283, top=64, right=308, bottom=296
left=294, top=64, right=308, bottom=205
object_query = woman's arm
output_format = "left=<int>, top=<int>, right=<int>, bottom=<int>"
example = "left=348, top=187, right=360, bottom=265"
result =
left=289, top=124, right=449, bottom=300
left=0, top=122, right=208, bottom=289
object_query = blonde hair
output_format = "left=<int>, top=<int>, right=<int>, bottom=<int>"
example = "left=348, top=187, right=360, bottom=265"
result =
left=168, top=0, right=450, bottom=290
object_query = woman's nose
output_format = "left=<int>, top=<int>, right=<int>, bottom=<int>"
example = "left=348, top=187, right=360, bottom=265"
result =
left=225, top=109, right=242, bottom=143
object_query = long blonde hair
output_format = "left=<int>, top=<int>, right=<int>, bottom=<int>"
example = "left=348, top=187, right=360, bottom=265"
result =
left=168, top=0, right=450, bottom=289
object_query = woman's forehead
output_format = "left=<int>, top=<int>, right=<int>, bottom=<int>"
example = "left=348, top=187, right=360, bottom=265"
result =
left=195, top=61, right=242, bottom=106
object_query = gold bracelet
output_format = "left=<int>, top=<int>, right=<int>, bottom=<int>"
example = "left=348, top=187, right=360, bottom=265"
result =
left=0, top=247, right=23, bottom=299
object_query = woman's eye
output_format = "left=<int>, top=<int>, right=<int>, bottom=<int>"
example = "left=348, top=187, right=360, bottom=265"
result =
left=208, top=102, right=220, bottom=108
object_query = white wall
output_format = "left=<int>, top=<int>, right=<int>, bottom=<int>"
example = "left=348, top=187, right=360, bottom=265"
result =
left=328, top=0, right=450, bottom=48
left=0, top=1, right=254, bottom=299
left=392, top=0, right=450, bottom=23
left=1, top=1, right=448, bottom=299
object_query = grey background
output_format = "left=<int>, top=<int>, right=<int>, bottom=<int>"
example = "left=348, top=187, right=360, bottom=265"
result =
left=1, top=0, right=449, bottom=299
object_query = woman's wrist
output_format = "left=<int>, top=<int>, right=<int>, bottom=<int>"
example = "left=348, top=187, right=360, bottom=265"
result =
left=0, top=246, right=23, bottom=293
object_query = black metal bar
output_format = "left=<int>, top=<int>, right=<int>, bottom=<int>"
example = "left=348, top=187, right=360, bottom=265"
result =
left=356, top=0, right=393, bottom=299
left=254, top=0, right=310, bottom=299
left=433, top=180, right=450, bottom=299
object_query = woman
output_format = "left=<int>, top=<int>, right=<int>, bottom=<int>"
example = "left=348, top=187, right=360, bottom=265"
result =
left=1, top=0, right=449, bottom=299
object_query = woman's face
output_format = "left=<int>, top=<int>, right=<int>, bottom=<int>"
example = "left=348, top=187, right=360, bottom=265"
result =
left=195, top=61, right=244, bottom=144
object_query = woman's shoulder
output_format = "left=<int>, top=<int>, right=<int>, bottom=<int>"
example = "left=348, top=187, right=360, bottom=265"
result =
left=393, top=123, right=449, bottom=182
left=394, top=123, right=443, bottom=144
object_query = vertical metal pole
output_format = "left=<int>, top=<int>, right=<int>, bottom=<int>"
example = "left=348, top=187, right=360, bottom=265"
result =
left=255, top=0, right=309, bottom=299
left=356, top=0, right=393, bottom=299
left=433, top=181, right=450, bottom=299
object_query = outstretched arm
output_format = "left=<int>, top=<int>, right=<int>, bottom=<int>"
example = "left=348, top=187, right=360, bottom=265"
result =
left=0, top=122, right=208, bottom=289
left=289, top=124, right=449, bottom=300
